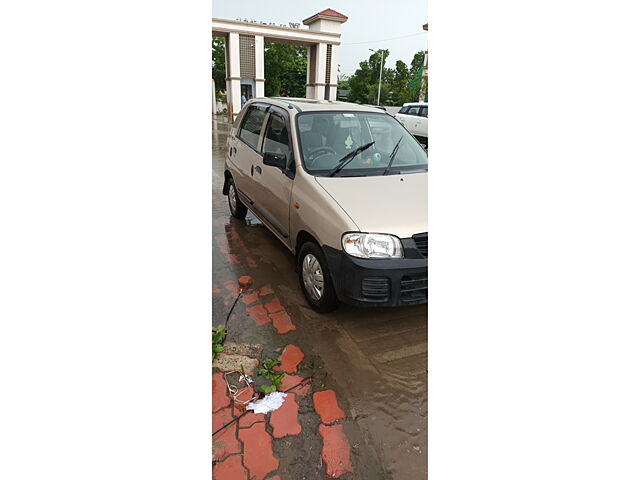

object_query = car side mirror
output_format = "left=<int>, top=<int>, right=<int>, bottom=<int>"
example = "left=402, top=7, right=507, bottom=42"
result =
left=263, top=152, right=287, bottom=169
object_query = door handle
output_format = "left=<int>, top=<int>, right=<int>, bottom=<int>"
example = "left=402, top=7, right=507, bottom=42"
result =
left=255, top=166, right=262, bottom=174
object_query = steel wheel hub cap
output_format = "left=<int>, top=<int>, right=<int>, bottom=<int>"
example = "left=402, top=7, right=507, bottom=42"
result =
left=302, top=253, right=324, bottom=301
left=229, top=184, right=237, bottom=211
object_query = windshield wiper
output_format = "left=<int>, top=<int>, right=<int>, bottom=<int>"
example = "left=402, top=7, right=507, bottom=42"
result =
left=382, top=137, right=403, bottom=176
left=327, top=141, right=375, bottom=177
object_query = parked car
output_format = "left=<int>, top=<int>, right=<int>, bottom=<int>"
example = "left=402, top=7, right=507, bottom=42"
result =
left=223, top=98, right=427, bottom=312
left=394, top=102, right=428, bottom=147
left=364, top=104, right=387, bottom=111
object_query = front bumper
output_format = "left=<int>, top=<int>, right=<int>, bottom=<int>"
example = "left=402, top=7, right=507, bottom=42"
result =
left=322, top=239, right=427, bottom=307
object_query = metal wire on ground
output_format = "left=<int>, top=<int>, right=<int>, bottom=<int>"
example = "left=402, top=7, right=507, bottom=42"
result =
left=224, top=291, right=243, bottom=330
left=212, top=376, right=313, bottom=438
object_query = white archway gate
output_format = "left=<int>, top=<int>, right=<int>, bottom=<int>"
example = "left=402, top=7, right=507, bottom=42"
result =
left=212, top=9, right=348, bottom=120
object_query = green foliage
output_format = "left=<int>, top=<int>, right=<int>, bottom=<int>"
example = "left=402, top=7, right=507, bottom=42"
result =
left=264, top=43, right=307, bottom=97
left=258, top=358, right=286, bottom=394
left=347, top=49, right=426, bottom=105
left=212, top=325, right=227, bottom=360
left=212, top=37, right=226, bottom=93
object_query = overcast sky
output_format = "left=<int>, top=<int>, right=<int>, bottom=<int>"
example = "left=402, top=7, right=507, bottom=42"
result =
left=213, top=0, right=428, bottom=76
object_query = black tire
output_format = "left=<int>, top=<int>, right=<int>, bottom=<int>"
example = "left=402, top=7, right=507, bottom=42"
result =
left=297, top=242, right=340, bottom=313
left=227, top=177, right=247, bottom=219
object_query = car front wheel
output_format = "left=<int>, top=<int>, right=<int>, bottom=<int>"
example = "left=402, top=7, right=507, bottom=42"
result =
left=297, top=242, right=339, bottom=313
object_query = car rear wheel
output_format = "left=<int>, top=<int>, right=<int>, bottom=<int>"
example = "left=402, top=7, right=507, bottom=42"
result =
left=227, top=177, right=247, bottom=219
left=298, top=242, right=339, bottom=313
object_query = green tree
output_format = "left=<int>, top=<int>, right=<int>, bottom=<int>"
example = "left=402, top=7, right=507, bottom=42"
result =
left=389, top=60, right=413, bottom=105
left=337, top=67, right=350, bottom=90
left=410, top=51, right=425, bottom=72
left=264, top=43, right=307, bottom=97
left=347, top=49, right=390, bottom=104
left=349, top=49, right=414, bottom=105
left=346, top=59, right=373, bottom=103
left=212, top=37, right=226, bottom=94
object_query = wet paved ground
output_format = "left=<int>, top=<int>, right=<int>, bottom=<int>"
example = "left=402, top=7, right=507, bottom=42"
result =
left=213, top=116, right=427, bottom=479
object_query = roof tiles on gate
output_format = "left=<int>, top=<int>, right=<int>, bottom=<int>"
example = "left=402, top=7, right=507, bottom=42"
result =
left=316, top=8, right=348, bottom=19
left=303, top=8, right=349, bottom=24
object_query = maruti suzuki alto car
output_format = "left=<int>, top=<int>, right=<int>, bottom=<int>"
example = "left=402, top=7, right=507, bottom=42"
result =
left=223, top=98, right=427, bottom=312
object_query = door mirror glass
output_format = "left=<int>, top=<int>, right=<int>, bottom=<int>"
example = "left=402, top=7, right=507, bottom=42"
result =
left=263, top=152, right=287, bottom=169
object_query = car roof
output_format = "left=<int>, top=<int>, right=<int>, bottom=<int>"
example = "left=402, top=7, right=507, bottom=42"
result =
left=402, top=102, right=428, bottom=107
left=247, top=97, right=385, bottom=114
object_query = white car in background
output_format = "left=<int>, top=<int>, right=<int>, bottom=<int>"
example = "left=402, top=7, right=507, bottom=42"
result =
left=394, top=102, right=428, bottom=147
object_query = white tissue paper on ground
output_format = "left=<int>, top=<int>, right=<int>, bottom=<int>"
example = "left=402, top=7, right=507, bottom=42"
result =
left=246, top=392, right=287, bottom=414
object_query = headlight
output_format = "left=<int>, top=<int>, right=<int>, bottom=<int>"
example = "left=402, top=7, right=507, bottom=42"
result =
left=341, top=233, right=404, bottom=259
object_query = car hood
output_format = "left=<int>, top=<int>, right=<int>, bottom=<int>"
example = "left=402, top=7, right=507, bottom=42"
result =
left=314, top=172, right=428, bottom=239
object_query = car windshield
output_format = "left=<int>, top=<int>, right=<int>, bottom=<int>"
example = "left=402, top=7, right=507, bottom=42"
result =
left=296, top=111, right=428, bottom=177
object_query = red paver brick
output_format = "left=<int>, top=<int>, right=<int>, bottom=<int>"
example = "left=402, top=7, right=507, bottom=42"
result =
left=238, top=422, right=279, bottom=480
left=212, top=408, right=241, bottom=460
left=228, top=228, right=241, bottom=240
left=241, top=291, right=259, bottom=306
left=318, top=423, right=354, bottom=478
left=278, top=375, right=311, bottom=397
left=259, top=285, right=274, bottom=296
left=213, top=285, right=221, bottom=294
left=213, top=372, right=231, bottom=412
left=238, top=275, right=253, bottom=289
left=269, top=393, right=301, bottom=438
left=229, top=229, right=245, bottom=249
left=238, top=411, right=265, bottom=428
left=274, top=345, right=304, bottom=373
left=246, top=304, right=271, bottom=326
left=312, top=390, right=345, bottom=424
left=228, top=254, right=240, bottom=264
left=270, top=311, right=296, bottom=334
left=246, top=256, right=257, bottom=268
left=224, top=280, right=240, bottom=296
left=213, top=407, right=235, bottom=435
left=213, top=453, right=247, bottom=480
left=234, top=386, right=258, bottom=405
left=264, top=297, right=284, bottom=314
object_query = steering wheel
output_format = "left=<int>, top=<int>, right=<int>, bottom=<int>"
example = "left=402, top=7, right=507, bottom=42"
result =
left=307, top=146, right=336, bottom=166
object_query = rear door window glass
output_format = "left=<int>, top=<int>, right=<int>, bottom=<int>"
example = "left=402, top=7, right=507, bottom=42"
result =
left=406, top=106, right=420, bottom=116
left=239, top=106, right=266, bottom=150
left=419, top=106, right=428, bottom=118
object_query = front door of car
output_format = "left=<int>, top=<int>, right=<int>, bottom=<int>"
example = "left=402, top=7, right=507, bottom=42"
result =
left=405, top=105, right=421, bottom=132
left=252, top=108, right=295, bottom=246
left=232, top=104, right=268, bottom=204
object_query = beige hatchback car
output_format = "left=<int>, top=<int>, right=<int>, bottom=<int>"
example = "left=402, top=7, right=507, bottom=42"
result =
left=223, top=98, right=427, bottom=312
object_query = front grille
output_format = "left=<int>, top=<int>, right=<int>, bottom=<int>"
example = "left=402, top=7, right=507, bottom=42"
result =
left=400, top=273, right=427, bottom=304
left=412, top=233, right=428, bottom=258
left=362, top=277, right=390, bottom=301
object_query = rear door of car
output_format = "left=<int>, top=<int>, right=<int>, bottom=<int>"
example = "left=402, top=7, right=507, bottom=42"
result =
left=230, top=103, right=269, bottom=204
left=251, top=106, right=295, bottom=246
left=416, top=105, right=428, bottom=137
